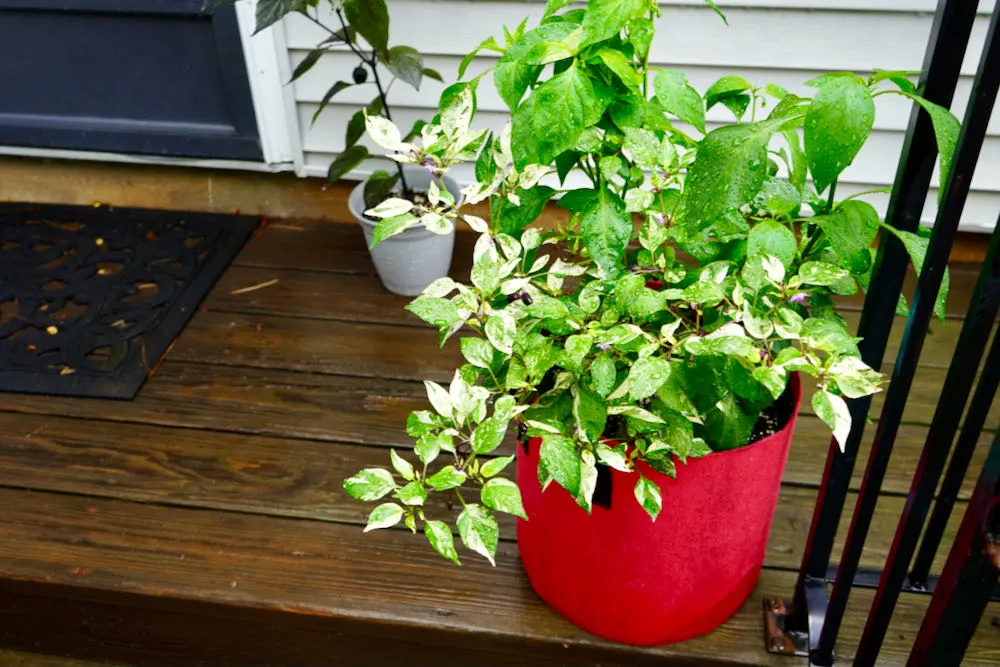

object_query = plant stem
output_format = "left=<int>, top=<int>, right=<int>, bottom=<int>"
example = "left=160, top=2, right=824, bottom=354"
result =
left=839, top=187, right=891, bottom=203
left=334, top=9, right=409, bottom=193
left=826, top=179, right=838, bottom=213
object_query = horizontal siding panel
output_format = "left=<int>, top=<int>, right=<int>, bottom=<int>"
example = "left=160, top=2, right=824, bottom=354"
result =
left=297, top=102, right=1000, bottom=193
left=282, top=0, right=999, bottom=232
left=301, top=149, right=1000, bottom=232
left=290, top=51, right=1000, bottom=137
left=286, top=3, right=988, bottom=75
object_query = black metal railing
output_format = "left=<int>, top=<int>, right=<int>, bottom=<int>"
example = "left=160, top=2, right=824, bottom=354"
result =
left=764, top=1, right=1000, bottom=665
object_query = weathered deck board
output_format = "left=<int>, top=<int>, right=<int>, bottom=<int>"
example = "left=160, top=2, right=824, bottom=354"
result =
left=0, top=219, right=995, bottom=667
left=0, top=413, right=966, bottom=574
left=0, top=362, right=990, bottom=496
left=1, top=489, right=997, bottom=667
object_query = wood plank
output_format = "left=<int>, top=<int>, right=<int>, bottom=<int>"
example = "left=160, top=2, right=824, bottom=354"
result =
left=0, top=648, right=130, bottom=667
left=166, top=308, right=996, bottom=426
left=0, top=413, right=968, bottom=575
left=0, top=362, right=989, bottom=496
left=232, top=222, right=985, bottom=318
left=1, top=489, right=997, bottom=666
left=234, top=219, right=475, bottom=277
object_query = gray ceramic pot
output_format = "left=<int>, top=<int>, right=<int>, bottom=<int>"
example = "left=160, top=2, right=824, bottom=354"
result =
left=348, top=166, right=462, bottom=297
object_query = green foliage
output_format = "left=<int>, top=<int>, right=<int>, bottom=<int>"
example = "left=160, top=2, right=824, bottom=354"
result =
left=803, top=74, right=875, bottom=194
left=208, top=0, right=445, bottom=199
left=342, top=0, right=963, bottom=566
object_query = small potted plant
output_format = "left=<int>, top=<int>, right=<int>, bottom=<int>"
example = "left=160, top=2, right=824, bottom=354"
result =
left=345, top=0, right=957, bottom=646
left=209, top=0, right=462, bottom=296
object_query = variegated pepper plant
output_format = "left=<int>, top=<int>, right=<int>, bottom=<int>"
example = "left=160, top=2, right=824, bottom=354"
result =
left=344, top=0, right=959, bottom=566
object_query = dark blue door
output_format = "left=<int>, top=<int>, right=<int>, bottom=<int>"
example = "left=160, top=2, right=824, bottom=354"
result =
left=0, top=0, right=263, bottom=160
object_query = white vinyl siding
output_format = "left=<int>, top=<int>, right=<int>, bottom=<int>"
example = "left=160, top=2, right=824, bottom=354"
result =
left=282, top=0, right=999, bottom=230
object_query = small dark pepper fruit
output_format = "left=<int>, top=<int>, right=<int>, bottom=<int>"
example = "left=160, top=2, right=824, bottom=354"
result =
left=353, top=66, right=368, bottom=84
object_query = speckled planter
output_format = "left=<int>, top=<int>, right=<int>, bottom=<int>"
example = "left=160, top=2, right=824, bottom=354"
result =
left=348, top=167, right=462, bottom=297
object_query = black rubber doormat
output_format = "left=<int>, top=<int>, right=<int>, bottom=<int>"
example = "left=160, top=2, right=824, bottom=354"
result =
left=0, top=203, right=258, bottom=399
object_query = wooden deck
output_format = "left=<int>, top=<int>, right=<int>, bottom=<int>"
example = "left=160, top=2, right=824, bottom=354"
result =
left=0, top=220, right=998, bottom=666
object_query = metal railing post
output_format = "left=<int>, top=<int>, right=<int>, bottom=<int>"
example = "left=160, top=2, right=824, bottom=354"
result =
left=815, top=7, right=1000, bottom=664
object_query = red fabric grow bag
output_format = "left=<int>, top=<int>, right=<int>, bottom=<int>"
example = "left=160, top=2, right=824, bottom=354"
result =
left=516, top=373, right=802, bottom=646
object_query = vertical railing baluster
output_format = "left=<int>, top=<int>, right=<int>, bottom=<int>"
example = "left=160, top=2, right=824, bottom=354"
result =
left=907, top=427, right=1000, bottom=667
left=783, top=0, right=979, bottom=660
left=814, top=7, right=1000, bottom=665
left=853, top=223, right=1000, bottom=661
left=909, top=276, right=1000, bottom=587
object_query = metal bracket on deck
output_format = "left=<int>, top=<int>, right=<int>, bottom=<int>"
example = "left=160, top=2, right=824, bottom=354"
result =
left=763, top=598, right=809, bottom=658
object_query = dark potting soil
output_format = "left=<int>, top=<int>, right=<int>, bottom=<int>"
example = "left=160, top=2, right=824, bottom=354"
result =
left=749, top=382, right=796, bottom=444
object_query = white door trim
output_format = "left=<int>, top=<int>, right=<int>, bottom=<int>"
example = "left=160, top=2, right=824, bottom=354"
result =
left=235, top=1, right=306, bottom=175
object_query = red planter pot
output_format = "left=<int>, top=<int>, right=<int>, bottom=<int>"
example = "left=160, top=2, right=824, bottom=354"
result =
left=515, top=373, right=802, bottom=646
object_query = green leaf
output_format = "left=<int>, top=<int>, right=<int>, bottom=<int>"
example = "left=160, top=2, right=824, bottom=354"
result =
left=327, top=145, right=370, bottom=183
left=581, top=0, right=647, bottom=46
left=345, top=109, right=367, bottom=148
left=291, top=47, right=326, bottom=83
left=491, top=185, right=556, bottom=236
left=344, top=468, right=396, bottom=501
left=573, top=384, right=607, bottom=443
left=702, top=0, right=728, bottom=24
left=685, top=122, right=773, bottom=228
left=425, top=520, right=461, bottom=565
left=406, top=296, right=463, bottom=330
left=633, top=476, right=662, bottom=521
left=701, top=392, right=757, bottom=450
left=461, top=337, right=494, bottom=369
left=902, top=93, right=961, bottom=199
left=544, top=0, right=576, bottom=19
left=627, top=356, right=672, bottom=401
left=704, top=75, right=751, bottom=110
left=457, top=504, right=499, bottom=565
left=426, top=466, right=467, bottom=491
left=390, top=449, right=415, bottom=481
left=799, top=261, right=849, bottom=286
left=485, top=311, right=515, bottom=355
left=783, top=129, right=808, bottom=191
left=480, top=455, right=515, bottom=478
left=813, top=389, right=852, bottom=452
left=415, top=433, right=449, bottom=465
left=593, top=48, right=643, bottom=90
left=811, top=200, right=880, bottom=274
left=423, top=67, right=444, bottom=82
left=579, top=187, right=631, bottom=279
left=385, top=46, right=424, bottom=90
left=747, top=220, right=797, bottom=268
left=252, top=0, right=306, bottom=34
left=801, top=318, right=860, bottom=356
left=362, top=170, right=400, bottom=210
left=395, top=480, right=427, bottom=506
left=460, top=35, right=503, bottom=79
left=511, top=63, right=609, bottom=170
left=804, top=75, right=874, bottom=193
left=364, top=503, right=404, bottom=532
left=495, top=22, right=578, bottom=110
left=596, top=442, right=631, bottom=471
left=881, top=227, right=949, bottom=322
left=481, top=478, right=527, bottom=519
left=344, top=0, right=390, bottom=58
left=628, top=17, right=655, bottom=62
left=370, top=213, right=418, bottom=247
left=540, top=434, right=581, bottom=496
left=654, top=69, right=706, bottom=134
left=471, top=416, right=509, bottom=455
left=590, top=352, right=617, bottom=397
left=829, top=356, right=883, bottom=399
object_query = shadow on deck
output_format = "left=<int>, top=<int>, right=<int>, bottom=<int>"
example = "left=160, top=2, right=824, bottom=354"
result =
left=0, top=221, right=997, bottom=666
